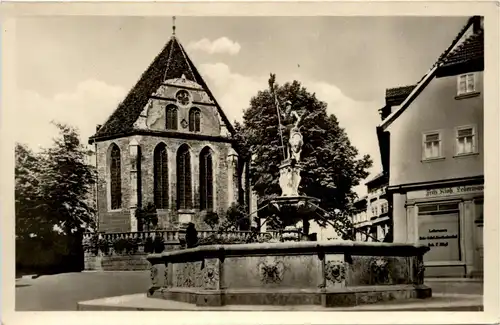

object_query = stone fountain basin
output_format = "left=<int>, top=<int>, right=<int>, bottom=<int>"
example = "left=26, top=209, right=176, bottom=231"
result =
left=146, top=241, right=431, bottom=308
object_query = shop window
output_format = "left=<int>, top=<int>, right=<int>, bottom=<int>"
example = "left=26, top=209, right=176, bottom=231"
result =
left=422, top=131, right=443, bottom=160
left=418, top=212, right=460, bottom=262
left=457, top=73, right=475, bottom=96
left=455, top=125, right=477, bottom=156
left=418, top=203, right=459, bottom=215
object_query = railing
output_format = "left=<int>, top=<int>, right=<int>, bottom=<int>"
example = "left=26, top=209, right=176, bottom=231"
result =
left=83, top=229, right=281, bottom=246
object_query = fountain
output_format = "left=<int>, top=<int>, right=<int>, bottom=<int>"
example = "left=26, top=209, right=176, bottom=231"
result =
left=77, top=78, right=433, bottom=311
left=141, top=84, right=432, bottom=309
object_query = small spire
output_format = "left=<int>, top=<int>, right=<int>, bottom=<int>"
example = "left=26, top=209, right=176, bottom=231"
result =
left=172, top=16, right=176, bottom=36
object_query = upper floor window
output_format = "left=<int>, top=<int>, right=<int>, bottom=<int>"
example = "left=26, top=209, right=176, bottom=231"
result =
left=457, top=73, right=476, bottom=96
left=189, top=108, right=201, bottom=132
left=166, top=105, right=178, bottom=130
left=380, top=202, right=389, bottom=214
left=422, top=131, right=442, bottom=160
left=109, top=144, right=122, bottom=210
left=455, top=125, right=477, bottom=155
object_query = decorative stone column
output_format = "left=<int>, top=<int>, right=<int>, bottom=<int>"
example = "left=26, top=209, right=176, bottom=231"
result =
left=227, top=148, right=239, bottom=208
left=129, top=137, right=140, bottom=232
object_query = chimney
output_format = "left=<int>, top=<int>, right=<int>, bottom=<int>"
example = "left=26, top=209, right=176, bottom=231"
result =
left=473, top=16, right=483, bottom=34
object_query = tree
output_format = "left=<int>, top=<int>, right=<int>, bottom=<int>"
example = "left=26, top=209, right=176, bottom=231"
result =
left=15, top=122, right=97, bottom=273
left=216, top=203, right=250, bottom=232
left=15, top=144, right=51, bottom=240
left=235, top=74, right=372, bottom=238
left=37, top=122, right=97, bottom=235
left=203, top=211, right=220, bottom=230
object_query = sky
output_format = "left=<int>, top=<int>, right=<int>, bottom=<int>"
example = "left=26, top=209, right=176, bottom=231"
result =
left=15, top=16, right=469, bottom=196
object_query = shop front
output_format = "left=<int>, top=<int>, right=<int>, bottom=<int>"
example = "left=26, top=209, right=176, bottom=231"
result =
left=404, top=183, right=484, bottom=278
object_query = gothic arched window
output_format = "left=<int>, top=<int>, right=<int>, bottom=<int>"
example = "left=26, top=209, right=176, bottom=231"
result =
left=199, top=147, right=214, bottom=211
left=109, top=144, right=122, bottom=210
left=166, top=105, right=178, bottom=130
left=189, top=107, right=201, bottom=132
left=154, top=143, right=169, bottom=209
left=176, top=144, right=192, bottom=210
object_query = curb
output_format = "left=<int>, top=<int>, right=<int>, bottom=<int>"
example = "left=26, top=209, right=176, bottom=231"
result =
left=425, top=278, right=483, bottom=283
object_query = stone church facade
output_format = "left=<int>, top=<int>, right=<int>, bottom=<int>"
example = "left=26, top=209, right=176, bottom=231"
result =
left=89, top=34, right=244, bottom=233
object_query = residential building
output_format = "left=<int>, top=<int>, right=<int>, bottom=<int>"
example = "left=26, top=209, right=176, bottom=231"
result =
left=88, top=30, right=245, bottom=233
left=377, top=16, right=484, bottom=277
left=352, top=172, right=390, bottom=242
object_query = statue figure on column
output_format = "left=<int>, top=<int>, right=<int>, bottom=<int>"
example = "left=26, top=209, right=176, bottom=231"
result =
left=283, top=101, right=305, bottom=162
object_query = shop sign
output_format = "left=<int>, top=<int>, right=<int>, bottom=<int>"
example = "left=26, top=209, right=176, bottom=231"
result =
left=408, top=184, right=483, bottom=200
left=418, top=214, right=460, bottom=262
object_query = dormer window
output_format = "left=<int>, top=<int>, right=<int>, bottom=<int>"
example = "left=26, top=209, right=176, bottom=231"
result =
left=457, top=73, right=475, bottom=96
left=189, top=107, right=201, bottom=132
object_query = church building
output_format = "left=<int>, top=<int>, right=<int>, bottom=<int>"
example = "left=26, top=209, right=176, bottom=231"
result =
left=89, top=28, right=245, bottom=233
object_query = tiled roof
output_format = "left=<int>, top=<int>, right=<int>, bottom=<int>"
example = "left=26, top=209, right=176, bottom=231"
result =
left=385, top=85, right=417, bottom=105
left=441, top=30, right=484, bottom=67
left=91, top=36, right=233, bottom=140
left=381, top=16, right=483, bottom=123
left=385, top=85, right=416, bottom=98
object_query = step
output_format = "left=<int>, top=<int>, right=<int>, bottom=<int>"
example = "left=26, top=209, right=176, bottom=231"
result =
left=77, top=293, right=483, bottom=311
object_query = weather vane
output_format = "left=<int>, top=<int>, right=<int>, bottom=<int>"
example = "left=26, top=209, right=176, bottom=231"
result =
left=172, top=16, right=176, bottom=36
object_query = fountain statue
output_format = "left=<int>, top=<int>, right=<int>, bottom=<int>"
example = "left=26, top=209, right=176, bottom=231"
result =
left=278, top=101, right=305, bottom=196
left=268, top=95, right=320, bottom=239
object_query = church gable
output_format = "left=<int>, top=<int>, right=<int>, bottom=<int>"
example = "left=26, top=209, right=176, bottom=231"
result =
left=132, top=75, right=230, bottom=137
left=90, top=35, right=235, bottom=142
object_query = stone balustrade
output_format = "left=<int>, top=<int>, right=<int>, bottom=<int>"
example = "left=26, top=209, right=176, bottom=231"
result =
left=83, top=229, right=282, bottom=271
left=84, top=229, right=281, bottom=246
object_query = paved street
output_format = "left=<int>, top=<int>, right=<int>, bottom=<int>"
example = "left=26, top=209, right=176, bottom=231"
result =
left=15, top=271, right=483, bottom=311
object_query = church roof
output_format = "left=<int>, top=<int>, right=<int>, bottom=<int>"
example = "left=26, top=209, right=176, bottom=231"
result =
left=90, top=35, right=235, bottom=141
